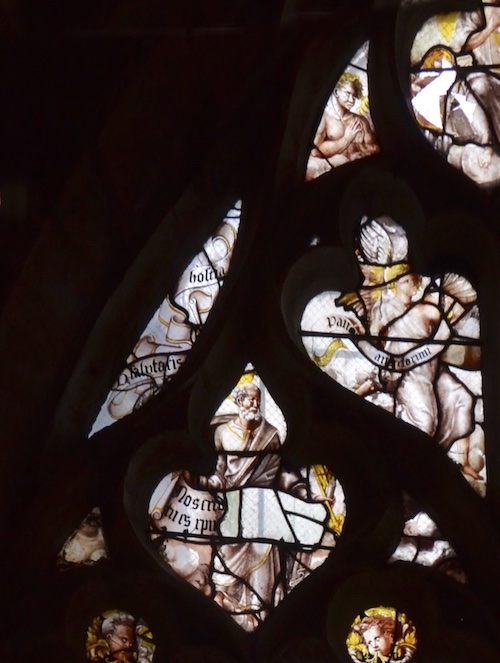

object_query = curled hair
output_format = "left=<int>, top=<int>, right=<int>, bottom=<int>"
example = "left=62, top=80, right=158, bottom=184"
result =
left=336, top=72, right=363, bottom=98
left=232, top=383, right=260, bottom=405
left=101, top=612, right=135, bottom=639
left=355, top=614, right=401, bottom=641
left=385, top=264, right=421, bottom=293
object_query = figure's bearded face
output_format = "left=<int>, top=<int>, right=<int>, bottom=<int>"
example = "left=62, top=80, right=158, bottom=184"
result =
left=241, top=405, right=261, bottom=422
left=237, top=389, right=262, bottom=422
left=107, top=625, right=136, bottom=662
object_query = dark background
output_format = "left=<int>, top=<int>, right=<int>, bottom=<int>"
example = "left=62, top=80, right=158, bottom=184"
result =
left=1, top=1, right=499, bottom=661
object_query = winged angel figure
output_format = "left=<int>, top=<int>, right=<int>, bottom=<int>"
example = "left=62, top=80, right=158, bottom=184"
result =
left=301, top=216, right=484, bottom=483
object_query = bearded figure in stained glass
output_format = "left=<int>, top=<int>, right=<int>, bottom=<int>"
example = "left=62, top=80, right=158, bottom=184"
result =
left=86, top=612, right=155, bottom=663
left=189, top=382, right=334, bottom=630
left=149, top=376, right=346, bottom=632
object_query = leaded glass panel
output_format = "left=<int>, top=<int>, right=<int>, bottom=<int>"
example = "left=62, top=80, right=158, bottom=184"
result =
left=86, top=610, right=155, bottom=663
left=388, top=492, right=463, bottom=581
left=301, top=215, right=484, bottom=487
left=347, top=607, right=417, bottom=663
left=298, top=214, right=484, bottom=578
left=306, top=42, right=379, bottom=181
left=409, top=2, right=500, bottom=185
left=90, top=202, right=242, bottom=436
left=148, top=366, right=345, bottom=632
left=57, top=507, right=109, bottom=569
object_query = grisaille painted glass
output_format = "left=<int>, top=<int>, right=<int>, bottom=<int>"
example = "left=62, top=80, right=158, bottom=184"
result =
left=148, top=366, right=346, bottom=632
left=347, top=607, right=417, bottom=663
left=301, top=215, right=484, bottom=577
left=57, top=507, right=109, bottom=569
left=388, top=492, right=466, bottom=583
left=410, top=1, right=500, bottom=186
left=90, top=202, right=241, bottom=436
left=86, top=610, right=155, bottom=663
left=306, top=42, right=380, bottom=182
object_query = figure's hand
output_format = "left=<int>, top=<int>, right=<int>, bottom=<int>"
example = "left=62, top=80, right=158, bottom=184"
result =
left=380, top=369, right=400, bottom=393
left=345, top=117, right=362, bottom=141
left=478, top=146, right=493, bottom=169
left=355, top=378, right=375, bottom=397
left=182, top=470, right=194, bottom=485
left=350, top=298, right=366, bottom=319
left=313, top=495, right=334, bottom=504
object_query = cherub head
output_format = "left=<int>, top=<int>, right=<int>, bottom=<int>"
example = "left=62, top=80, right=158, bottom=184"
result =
left=355, top=614, right=400, bottom=657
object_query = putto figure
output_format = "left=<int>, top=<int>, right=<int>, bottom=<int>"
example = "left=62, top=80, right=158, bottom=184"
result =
left=347, top=607, right=417, bottom=663
left=306, top=74, right=379, bottom=181
left=149, top=372, right=346, bottom=632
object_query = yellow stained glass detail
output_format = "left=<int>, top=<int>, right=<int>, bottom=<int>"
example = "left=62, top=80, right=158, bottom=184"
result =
left=347, top=607, right=417, bottom=662
left=436, top=12, right=459, bottom=44
left=226, top=368, right=256, bottom=399
left=313, top=338, right=346, bottom=368
left=357, top=96, right=370, bottom=116
left=312, top=464, right=345, bottom=535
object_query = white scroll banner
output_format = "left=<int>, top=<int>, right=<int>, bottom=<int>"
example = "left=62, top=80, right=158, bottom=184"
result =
left=356, top=319, right=450, bottom=372
left=113, top=352, right=187, bottom=392
left=220, top=488, right=327, bottom=545
left=151, top=480, right=329, bottom=545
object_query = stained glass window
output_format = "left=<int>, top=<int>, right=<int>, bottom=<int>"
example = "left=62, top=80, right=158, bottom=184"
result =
left=86, top=610, right=155, bottom=663
left=90, top=202, right=242, bottom=436
left=409, top=1, right=500, bottom=185
left=297, top=211, right=485, bottom=578
left=10, top=3, right=500, bottom=660
left=148, top=366, right=345, bottom=632
left=301, top=215, right=484, bottom=488
left=347, top=607, right=417, bottom=663
left=388, top=492, right=465, bottom=581
left=306, top=42, right=380, bottom=181
left=57, top=507, right=109, bottom=569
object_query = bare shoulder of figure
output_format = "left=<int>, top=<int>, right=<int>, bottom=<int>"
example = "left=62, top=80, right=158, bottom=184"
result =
left=315, top=112, right=328, bottom=136
left=360, top=115, right=376, bottom=139
left=414, top=299, right=442, bottom=324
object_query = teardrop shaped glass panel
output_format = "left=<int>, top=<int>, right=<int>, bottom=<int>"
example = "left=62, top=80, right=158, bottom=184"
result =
left=306, top=41, right=380, bottom=182
left=148, top=364, right=346, bottom=631
left=90, top=202, right=242, bottom=436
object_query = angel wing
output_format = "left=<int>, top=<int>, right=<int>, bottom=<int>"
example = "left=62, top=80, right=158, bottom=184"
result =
left=359, top=217, right=393, bottom=264
left=441, top=272, right=477, bottom=305
left=440, top=272, right=480, bottom=369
